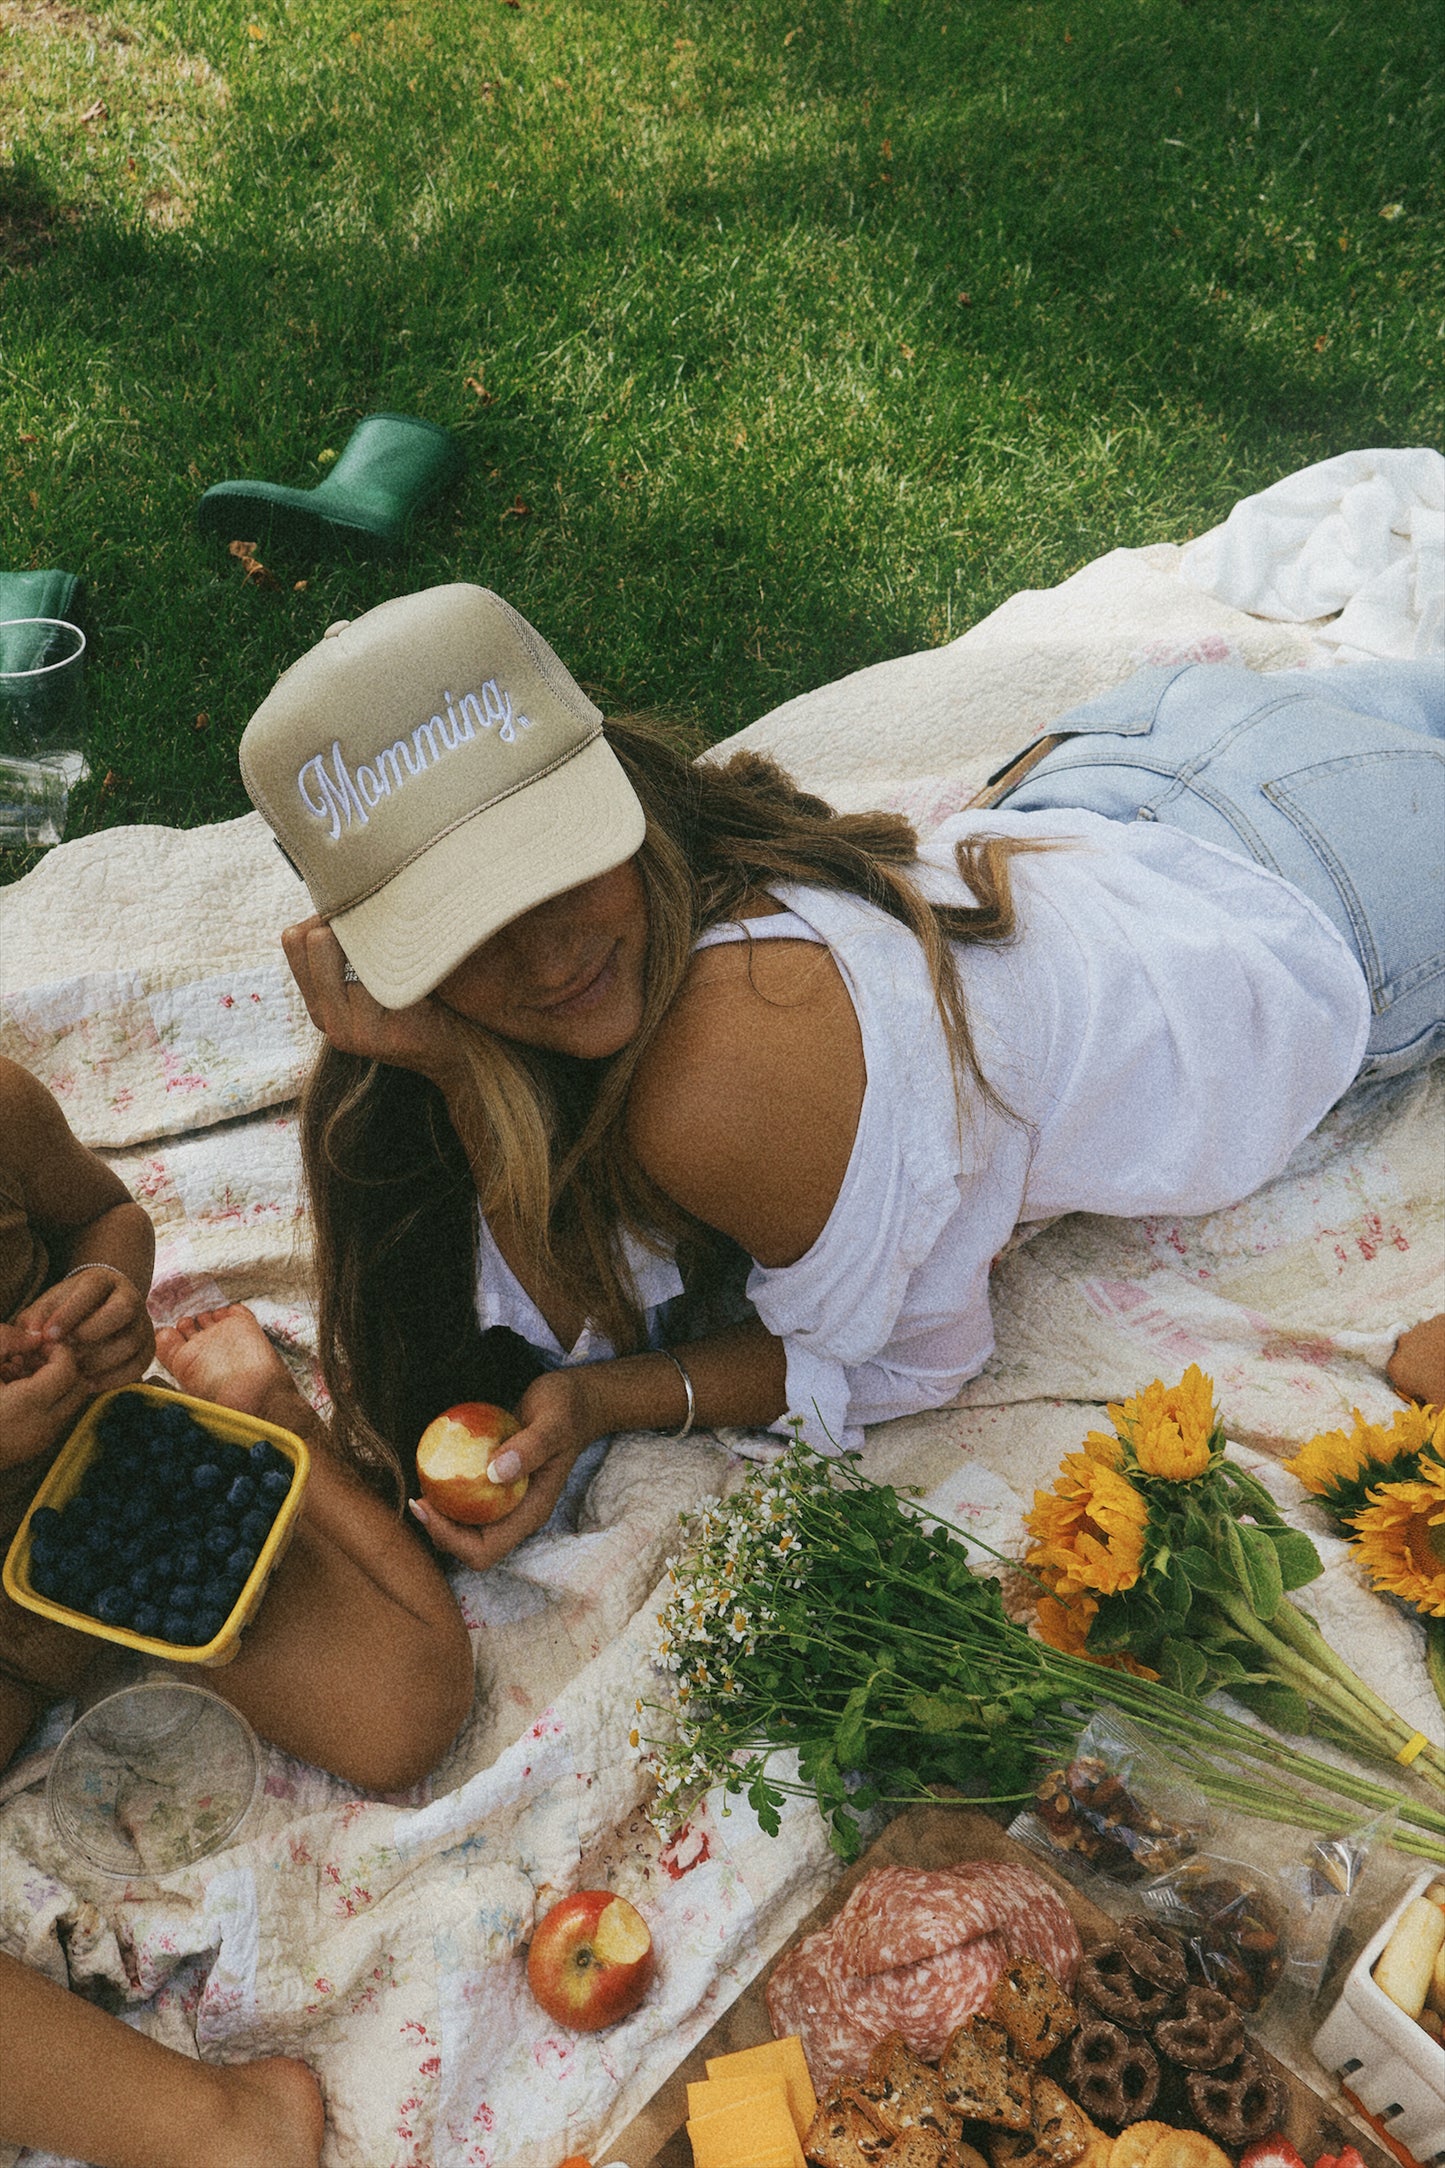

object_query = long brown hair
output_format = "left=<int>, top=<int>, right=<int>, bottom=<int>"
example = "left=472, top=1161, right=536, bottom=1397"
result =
left=301, top=721, right=1037, bottom=1501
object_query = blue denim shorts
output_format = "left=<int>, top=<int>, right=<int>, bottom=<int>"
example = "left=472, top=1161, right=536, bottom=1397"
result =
left=996, top=660, right=1445, bottom=1079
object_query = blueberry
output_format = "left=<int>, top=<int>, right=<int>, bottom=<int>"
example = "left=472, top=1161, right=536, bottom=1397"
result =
left=191, top=1463, right=224, bottom=1497
left=168, top=1584, right=201, bottom=1615
left=29, top=1557, right=64, bottom=1600
left=160, top=1611, right=191, bottom=1643
left=225, top=1547, right=256, bottom=1582
left=30, top=1504, right=63, bottom=1540
left=94, top=1586, right=132, bottom=1627
left=117, top=1498, right=151, bottom=1535
left=176, top=1544, right=204, bottom=1579
left=132, top=1603, right=163, bottom=1637
left=203, top=1524, right=234, bottom=1559
left=258, top=1467, right=292, bottom=1503
left=225, top=1474, right=258, bottom=1512
left=238, top=1510, right=272, bottom=1547
left=195, top=1607, right=229, bottom=1642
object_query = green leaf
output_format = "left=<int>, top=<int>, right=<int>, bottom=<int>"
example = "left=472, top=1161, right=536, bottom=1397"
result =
left=1237, top=1525, right=1284, bottom=1620
left=1231, top=1679, right=1314, bottom=1735
left=1177, top=1545, right=1232, bottom=1594
left=907, top=1692, right=974, bottom=1734
left=1160, top=1637, right=1209, bottom=1695
left=1266, top=1527, right=1325, bottom=1590
left=834, top=1681, right=871, bottom=1768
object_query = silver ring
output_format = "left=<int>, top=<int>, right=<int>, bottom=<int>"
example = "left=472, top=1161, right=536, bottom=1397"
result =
left=342, top=961, right=359, bottom=984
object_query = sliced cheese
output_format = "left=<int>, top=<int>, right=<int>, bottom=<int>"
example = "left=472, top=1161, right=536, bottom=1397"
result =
left=687, top=2073, right=789, bottom=2124
left=685, top=2086, right=805, bottom=2168
left=703, top=2036, right=817, bottom=2137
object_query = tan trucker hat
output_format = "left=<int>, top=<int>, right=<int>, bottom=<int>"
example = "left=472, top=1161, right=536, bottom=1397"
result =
left=239, top=584, right=646, bottom=1009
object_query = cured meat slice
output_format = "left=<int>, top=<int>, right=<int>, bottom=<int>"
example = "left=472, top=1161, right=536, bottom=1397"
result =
left=767, top=1857, right=1083, bottom=2083
left=946, top=1860, right=1082, bottom=1989
left=846, top=1930, right=1009, bottom=2063
left=767, top=1920, right=888, bottom=2084
left=832, top=1866, right=1009, bottom=1978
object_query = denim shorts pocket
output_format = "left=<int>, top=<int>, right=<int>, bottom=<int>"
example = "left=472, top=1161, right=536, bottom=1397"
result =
left=1264, top=747, right=1445, bottom=1013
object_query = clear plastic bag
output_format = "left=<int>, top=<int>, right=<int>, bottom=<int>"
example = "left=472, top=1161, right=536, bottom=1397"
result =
left=1009, top=1706, right=1213, bottom=1887
left=1141, top=1812, right=1391, bottom=2003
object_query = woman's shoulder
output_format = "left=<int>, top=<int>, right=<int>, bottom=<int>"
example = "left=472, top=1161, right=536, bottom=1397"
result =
left=626, top=930, right=865, bottom=1268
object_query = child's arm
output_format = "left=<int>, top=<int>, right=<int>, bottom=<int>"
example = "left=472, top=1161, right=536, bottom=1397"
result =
left=0, top=1059, right=155, bottom=1392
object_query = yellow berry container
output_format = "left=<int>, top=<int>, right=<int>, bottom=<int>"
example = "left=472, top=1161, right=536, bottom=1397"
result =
left=1, top=1382, right=310, bottom=1670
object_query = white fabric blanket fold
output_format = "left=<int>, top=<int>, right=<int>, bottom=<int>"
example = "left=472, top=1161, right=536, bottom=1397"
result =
left=1, top=449, right=1441, bottom=2168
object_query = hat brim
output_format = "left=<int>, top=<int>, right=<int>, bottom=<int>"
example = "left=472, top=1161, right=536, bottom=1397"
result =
left=331, top=734, right=647, bottom=1009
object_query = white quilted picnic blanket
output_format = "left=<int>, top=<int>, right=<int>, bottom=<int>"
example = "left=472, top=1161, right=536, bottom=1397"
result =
left=1, top=448, right=1442, bottom=2168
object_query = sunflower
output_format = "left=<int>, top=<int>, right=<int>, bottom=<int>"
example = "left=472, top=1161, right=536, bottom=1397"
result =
left=1348, top=1456, right=1445, bottom=1618
left=1026, top=1453, right=1149, bottom=1596
left=1108, top=1364, right=1218, bottom=1480
left=1284, top=1403, right=1444, bottom=1517
left=1032, top=1577, right=1098, bottom=1657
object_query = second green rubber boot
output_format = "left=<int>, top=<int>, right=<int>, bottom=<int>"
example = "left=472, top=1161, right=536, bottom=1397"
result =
left=197, top=413, right=465, bottom=549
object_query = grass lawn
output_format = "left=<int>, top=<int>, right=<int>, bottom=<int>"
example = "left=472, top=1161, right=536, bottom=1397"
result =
left=2, top=0, right=1439, bottom=875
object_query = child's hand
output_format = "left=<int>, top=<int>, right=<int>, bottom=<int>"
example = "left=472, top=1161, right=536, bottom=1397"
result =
left=0, top=1331, right=89, bottom=1465
left=16, top=1268, right=156, bottom=1392
left=407, top=1369, right=592, bottom=1573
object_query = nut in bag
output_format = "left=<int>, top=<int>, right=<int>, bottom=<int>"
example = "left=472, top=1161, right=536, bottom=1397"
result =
left=1009, top=1706, right=1213, bottom=1886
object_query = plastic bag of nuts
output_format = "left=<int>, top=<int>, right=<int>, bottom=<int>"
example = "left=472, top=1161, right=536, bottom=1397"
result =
left=1009, top=1709, right=1211, bottom=1886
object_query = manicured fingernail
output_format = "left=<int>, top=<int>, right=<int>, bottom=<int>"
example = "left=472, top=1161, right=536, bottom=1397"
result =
left=407, top=1499, right=428, bottom=1523
left=489, top=1451, right=521, bottom=1483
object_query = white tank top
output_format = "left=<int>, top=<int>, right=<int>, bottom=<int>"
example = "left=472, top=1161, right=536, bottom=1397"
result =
left=478, top=807, right=1368, bottom=1445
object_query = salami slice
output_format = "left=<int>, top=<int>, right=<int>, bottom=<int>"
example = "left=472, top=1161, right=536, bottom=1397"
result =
left=946, top=1859, right=1082, bottom=1989
left=845, top=1928, right=1008, bottom=2063
left=767, top=1857, right=1083, bottom=2084
left=832, top=1865, right=1007, bottom=1978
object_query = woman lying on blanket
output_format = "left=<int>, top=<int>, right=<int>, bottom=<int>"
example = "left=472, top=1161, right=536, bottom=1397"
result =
left=180, top=582, right=1444, bottom=1577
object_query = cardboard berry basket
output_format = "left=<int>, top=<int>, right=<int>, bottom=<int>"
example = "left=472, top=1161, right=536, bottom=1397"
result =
left=2, top=1382, right=310, bottom=1670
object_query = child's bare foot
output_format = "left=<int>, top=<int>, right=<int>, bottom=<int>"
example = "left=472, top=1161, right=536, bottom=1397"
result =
left=1388, top=1314, right=1445, bottom=1407
left=156, top=1306, right=309, bottom=1431
left=204, top=2054, right=325, bottom=2168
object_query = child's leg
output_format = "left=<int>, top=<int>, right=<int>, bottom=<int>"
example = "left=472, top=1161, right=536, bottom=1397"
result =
left=0, top=1456, right=99, bottom=1773
left=0, top=1951, right=323, bottom=2168
left=156, top=1308, right=474, bottom=1792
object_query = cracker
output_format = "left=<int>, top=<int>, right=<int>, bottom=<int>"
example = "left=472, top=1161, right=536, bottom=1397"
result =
left=1108, top=2122, right=1174, bottom=2168
left=1142, top=2131, right=1233, bottom=2168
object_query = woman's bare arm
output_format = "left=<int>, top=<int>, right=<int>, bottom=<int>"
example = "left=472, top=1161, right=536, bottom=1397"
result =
left=413, top=938, right=866, bottom=1570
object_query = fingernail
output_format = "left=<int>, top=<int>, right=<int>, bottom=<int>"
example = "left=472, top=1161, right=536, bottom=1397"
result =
left=489, top=1451, right=521, bottom=1484
left=407, top=1498, right=428, bottom=1523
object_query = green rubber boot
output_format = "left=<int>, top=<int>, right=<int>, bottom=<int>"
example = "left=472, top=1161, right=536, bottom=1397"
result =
left=197, top=413, right=465, bottom=548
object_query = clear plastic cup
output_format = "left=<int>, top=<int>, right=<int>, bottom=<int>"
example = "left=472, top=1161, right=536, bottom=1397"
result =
left=47, top=1679, right=261, bottom=1877
left=0, top=618, right=87, bottom=847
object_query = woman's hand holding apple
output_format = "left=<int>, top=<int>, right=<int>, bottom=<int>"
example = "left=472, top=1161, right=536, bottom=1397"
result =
left=408, top=1368, right=596, bottom=1572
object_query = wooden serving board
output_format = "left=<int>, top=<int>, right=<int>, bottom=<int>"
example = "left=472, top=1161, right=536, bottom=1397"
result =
left=614, top=1805, right=1390, bottom=2168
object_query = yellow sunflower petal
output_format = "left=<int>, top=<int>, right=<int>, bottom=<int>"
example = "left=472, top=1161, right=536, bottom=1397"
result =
left=1348, top=1458, right=1445, bottom=1617
left=1025, top=1454, right=1148, bottom=1595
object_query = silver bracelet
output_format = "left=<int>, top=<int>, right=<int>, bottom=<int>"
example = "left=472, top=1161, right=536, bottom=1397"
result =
left=60, top=1262, right=136, bottom=1293
left=658, top=1348, right=696, bottom=1441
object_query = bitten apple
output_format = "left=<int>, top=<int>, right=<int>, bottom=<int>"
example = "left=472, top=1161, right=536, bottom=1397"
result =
left=526, top=1890, right=655, bottom=2031
left=415, top=1402, right=527, bottom=1525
